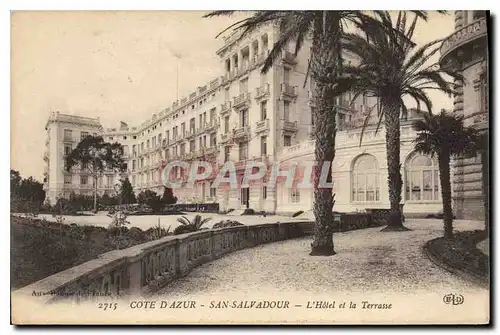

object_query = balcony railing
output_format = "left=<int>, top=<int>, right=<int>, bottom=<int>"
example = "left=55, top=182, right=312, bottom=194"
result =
left=281, top=83, right=297, bottom=98
left=255, top=119, right=270, bottom=133
left=440, top=17, right=487, bottom=64
left=220, top=132, right=231, bottom=143
left=205, top=120, right=218, bottom=133
left=255, top=83, right=270, bottom=100
left=283, top=120, right=298, bottom=133
left=204, top=146, right=217, bottom=156
left=233, top=92, right=251, bottom=109
left=233, top=125, right=250, bottom=141
left=220, top=101, right=232, bottom=115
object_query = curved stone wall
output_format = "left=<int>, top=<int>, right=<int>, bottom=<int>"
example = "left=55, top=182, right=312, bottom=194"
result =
left=13, top=222, right=304, bottom=304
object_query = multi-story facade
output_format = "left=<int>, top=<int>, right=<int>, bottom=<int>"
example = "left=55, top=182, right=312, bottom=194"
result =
left=43, top=17, right=488, bottom=217
left=439, top=10, right=489, bottom=220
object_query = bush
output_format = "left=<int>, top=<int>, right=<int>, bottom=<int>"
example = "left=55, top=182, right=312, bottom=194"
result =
left=173, top=225, right=197, bottom=235
left=292, top=210, right=304, bottom=218
left=241, top=208, right=255, bottom=215
left=212, top=220, right=244, bottom=229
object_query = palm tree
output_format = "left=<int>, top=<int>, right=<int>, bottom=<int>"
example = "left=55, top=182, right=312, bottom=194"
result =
left=338, top=11, right=459, bottom=231
left=413, top=110, right=478, bottom=239
left=204, top=10, right=431, bottom=255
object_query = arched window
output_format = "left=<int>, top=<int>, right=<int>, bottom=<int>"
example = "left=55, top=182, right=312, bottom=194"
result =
left=405, top=153, right=440, bottom=201
left=352, top=154, right=380, bottom=202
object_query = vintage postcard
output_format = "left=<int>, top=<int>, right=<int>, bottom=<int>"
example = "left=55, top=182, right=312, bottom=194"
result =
left=10, top=10, right=490, bottom=325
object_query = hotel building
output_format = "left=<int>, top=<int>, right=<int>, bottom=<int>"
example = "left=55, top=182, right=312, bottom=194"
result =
left=43, top=13, right=488, bottom=218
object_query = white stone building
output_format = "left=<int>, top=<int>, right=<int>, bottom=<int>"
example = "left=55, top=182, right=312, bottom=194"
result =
left=43, top=15, right=488, bottom=218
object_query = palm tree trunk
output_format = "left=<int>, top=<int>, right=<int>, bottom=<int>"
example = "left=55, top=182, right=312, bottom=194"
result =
left=380, top=103, right=409, bottom=232
left=438, top=152, right=453, bottom=239
left=309, top=13, right=340, bottom=256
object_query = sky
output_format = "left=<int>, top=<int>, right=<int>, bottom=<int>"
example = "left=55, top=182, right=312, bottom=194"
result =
left=11, top=11, right=455, bottom=180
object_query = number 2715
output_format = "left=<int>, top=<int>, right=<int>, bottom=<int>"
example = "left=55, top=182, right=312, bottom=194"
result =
left=98, top=302, right=118, bottom=311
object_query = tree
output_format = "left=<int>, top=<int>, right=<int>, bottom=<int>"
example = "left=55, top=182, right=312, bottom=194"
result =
left=10, top=170, right=45, bottom=212
left=338, top=11, right=458, bottom=231
left=413, top=110, right=478, bottom=239
left=137, top=190, right=164, bottom=213
left=120, top=178, right=137, bottom=205
left=174, top=215, right=211, bottom=235
left=205, top=10, right=432, bottom=255
left=161, top=187, right=177, bottom=205
left=65, top=135, right=126, bottom=213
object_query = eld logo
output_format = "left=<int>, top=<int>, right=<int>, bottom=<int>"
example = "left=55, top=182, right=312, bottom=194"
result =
left=443, top=293, right=464, bottom=305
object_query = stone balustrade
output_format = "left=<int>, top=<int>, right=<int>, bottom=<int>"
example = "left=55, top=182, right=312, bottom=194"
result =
left=13, top=222, right=303, bottom=304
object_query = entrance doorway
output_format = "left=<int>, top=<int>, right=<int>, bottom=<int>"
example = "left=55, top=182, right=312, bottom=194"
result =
left=241, top=187, right=250, bottom=208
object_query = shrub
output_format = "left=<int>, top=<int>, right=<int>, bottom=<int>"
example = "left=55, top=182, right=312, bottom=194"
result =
left=173, top=225, right=197, bottom=235
left=242, top=208, right=255, bottom=215
left=145, top=223, right=171, bottom=241
left=212, top=220, right=244, bottom=229
left=128, top=227, right=145, bottom=241
left=292, top=210, right=304, bottom=218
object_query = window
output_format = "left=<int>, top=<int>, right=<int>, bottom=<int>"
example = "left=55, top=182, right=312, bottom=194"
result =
left=80, top=175, right=88, bottom=185
left=64, top=175, right=72, bottom=184
left=203, top=135, right=207, bottom=148
left=224, top=146, right=230, bottom=162
left=241, top=109, right=249, bottom=127
left=362, top=93, right=368, bottom=105
left=64, top=144, right=72, bottom=156
left=283, top=101, right=290, bottom=121
left=210, top=134, right=217, bottom=147
left=240, top=78, right=249, bottom=93
left=132, top=160, right=136, bottom=171
left=190, top=118, right=196, bottom=133
left=405, top=153, right=440, bottom=201
left=190, top=140, right=195, bottom=153
left=284, top=68, right=290, bottom=84
left=291, top=188, right=300, bottom=203
left=239, top=142, right=248, bottom=161
left=260, top=101, right=267, bottom=120
left=180, top=143, right=186, bottom=155
left=133, top=135, right=137, bottom=140
left=261, top=136, right=267, bottom=156
left=283, top=135, right=291, bottom=147
left=64, top=129, right=72, bottom=141
left=132, top=175, right=136, bottom=186
left=210, top=108, right=216, bottom=124
left=199, top=114, right=203, bottom=129
left=80, top=131, right=89, bottom=141
left=262, top=186, right=267, bottom=199
left=224, top=116, right=230, bottom=133
left=210, top=183, right=217, bottom=197
left=199, top=137, right=203, bottom=149
left=480, top=72, right=488, bottom=114
left=352, top=154, right=380, bottom=202
left=123, top=145, right=128, bottom=156
left=181, top=123, right=186, bottom=137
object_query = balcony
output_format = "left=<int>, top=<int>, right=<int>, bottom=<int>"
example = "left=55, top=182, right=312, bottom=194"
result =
left=186, top=129, right=196, bottom=139
left=255, top=83, right=270, bottom=100
left=237, top=61, right=251, bottom=77
left=282, top=51, right=298, bottom=65
left=204, top=146, right=218, bottom=156
left=234, top=159, right=248, bottom=171
left=280, top=83, right=297, bottom=100
left=220, top=101, right=232, bottom=116
left=205, top=120, right=218, bottom=133
left=232, top=125, right=250, bottom=142
left=283, top=120, right=298, bottom=133
left=440, top=17, right=488, bottom=70
left=255, top=119, right=270, bottom=134
left=220, top=132, right=231, bottom=144
left=233, top=92, right=251, bottom=109
left=162, top=139, right=169, bottom=148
